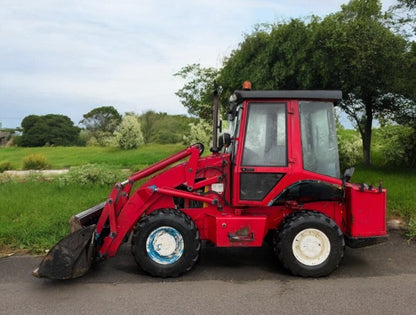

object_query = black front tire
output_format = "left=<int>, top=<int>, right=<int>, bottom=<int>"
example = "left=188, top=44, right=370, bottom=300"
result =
left=274, top=211, right=344, bottom=277
left=132, top=209, right=200, bottom=277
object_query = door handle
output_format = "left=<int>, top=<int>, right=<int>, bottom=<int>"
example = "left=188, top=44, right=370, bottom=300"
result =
left=241, top=168, right=255, bottom=172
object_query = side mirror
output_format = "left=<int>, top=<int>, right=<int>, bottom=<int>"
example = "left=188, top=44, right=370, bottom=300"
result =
left=228, top=102, right=237, bottom=121
left=218, top=133, right=232, bottom=151
left=343, top=167, right=355, bottom=182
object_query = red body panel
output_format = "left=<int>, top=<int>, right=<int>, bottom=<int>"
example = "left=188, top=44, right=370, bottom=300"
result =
left=206, top=213, right=267, bottom=247
left=345, top=184, right=387, bottom=237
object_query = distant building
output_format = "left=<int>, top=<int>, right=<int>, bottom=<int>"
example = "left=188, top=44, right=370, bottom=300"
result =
left=0, top=131, right=11, bottom=146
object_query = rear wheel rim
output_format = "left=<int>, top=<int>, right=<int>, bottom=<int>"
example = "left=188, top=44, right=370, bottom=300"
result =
left=292, top=228, right=331, bottom=266
left=146, top=226, right=184, bottom=265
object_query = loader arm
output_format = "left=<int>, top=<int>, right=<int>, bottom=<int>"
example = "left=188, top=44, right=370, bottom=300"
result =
left=96, top=145, right=229, bottom=258
left=94, top=143, right=207, bottom=256
left=33, top=143, right=212, bottom=279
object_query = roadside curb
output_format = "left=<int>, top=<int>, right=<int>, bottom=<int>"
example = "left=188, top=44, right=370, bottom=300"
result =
left=3, top=170, right=69, bottom=176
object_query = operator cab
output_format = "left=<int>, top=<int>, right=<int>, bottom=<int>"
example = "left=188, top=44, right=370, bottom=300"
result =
left=224, top=83, right=342, bottom=206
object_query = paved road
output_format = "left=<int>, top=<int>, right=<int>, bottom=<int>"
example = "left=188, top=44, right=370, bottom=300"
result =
left=1, top=230, right=415, bottom=315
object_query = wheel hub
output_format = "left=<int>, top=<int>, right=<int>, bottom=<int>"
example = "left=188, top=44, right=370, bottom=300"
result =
left=292, top=228, right=331, bottom=266
left=146, top=226, right=184, bottom=265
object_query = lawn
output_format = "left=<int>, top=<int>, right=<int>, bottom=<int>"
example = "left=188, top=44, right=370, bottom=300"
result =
left=0, top=143, right=183, bottom=170
left=0, top=182, right=110, bottom=252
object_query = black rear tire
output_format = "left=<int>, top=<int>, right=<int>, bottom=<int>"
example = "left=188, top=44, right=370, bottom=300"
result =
left=274, top=211, right=344, bottom=277
left=132, top=209, right=200, bottom=277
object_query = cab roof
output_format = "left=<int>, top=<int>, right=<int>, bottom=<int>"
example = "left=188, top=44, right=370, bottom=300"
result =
left=234, top=90, right=342, bottom=101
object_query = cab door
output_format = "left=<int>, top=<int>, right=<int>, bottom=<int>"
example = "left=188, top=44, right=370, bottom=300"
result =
left=232, top=101, right=294, bottom=206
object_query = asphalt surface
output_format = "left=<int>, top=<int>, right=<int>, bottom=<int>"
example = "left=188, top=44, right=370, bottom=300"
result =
left=1, top=230, right=415, bottom=315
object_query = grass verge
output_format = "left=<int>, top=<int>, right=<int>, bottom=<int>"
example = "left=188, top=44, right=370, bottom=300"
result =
left=0, top=181, right=110, bottom=253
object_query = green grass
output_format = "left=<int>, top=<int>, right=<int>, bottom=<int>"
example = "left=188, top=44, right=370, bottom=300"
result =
left=0, top=182, right=110, bottom=252
left=337, top=128, right=359, bottom=141
left=0, top=143, right=183, bottom=170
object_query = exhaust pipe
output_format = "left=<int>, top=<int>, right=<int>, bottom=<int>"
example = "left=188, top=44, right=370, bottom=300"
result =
left=211, top=90, right=219, bottom=153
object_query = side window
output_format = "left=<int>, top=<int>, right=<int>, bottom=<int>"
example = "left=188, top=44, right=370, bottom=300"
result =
left=240, top=173, right=284, bottom=200
left=242, top=103, right=287, bottom=166
left=299, top=101, right=340, bottom=178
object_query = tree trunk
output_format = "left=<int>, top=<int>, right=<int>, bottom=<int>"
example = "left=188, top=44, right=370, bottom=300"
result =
left=362, top=105, right=373, bottom=166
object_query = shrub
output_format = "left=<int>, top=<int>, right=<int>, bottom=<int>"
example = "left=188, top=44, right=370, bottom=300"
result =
left=379, top=125, right=416, bottom=168
left=183, top=119, right=212, bottom=149
left=0, top=161, right=13, bottom=173
left=12, top=135, right=22, bottom=146
left=407, top=215, right=416, bottom=240
left=83, top=131, right=116, bottom=147
left=23, top=154, right=50, bottom=170
left=114, top=115, right=144, bottom=150
left=57, top=164, right=125, bottom=186
left=337, top=131, right=362, bottom=171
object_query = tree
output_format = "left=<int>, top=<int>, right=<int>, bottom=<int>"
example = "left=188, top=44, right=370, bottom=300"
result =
left=80, top=106, right=122, bottom=145
left=114, top=114, right=144, bottom=150
left=174, top=64, right=220, bottom=121
left=175, top=1, right=415, bottom=165
left=216, top=0, right=412, bottom=165
left=139, top=110, right=159, bottom=144
left=314, top=0, right=409, bottom=164
left=138, top=111, right=197, bottom=144
left=20, top=114, right=81, bottom=147
left=219, top=25, right=274, bottom=93
left=80, top=106, right=122, bottom=132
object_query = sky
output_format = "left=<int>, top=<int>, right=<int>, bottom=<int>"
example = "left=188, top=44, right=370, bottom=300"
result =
left=0, top=0, right=397, bottom=129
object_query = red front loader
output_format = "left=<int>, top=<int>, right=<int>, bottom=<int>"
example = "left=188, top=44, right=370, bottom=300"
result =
left=33, top=83, right=387, bottom=279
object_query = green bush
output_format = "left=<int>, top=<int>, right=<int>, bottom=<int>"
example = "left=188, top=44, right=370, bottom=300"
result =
left=114, top=115, right=144, bottom=150
left=337, top=131, right=362, bottom=170
left=22, top=154, right=50, bottom=170
left=0, top=161, right=13, bottom=173
left=379, top=125, right=416, bottom=168
left=57, top=164, right=126, bottom=186
left=407, top=215, right=416, bottom=239
left=183, top=119, right=212, bottom=149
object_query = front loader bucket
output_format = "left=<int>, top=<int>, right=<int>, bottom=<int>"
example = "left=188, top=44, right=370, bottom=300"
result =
left=32, top=225, right=96, bottom=280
